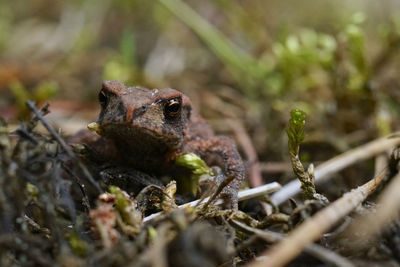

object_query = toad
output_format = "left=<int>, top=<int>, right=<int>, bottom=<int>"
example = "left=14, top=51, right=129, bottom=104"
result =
left=82, top=80, right=245, bottom=208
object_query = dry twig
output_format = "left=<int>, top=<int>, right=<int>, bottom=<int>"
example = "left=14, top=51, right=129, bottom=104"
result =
left=347, top=171, right=400, bottom=241
left=259, top=161, right=292, bottom=174
left=271, top=134, right=400, bottom=206
left=143, top=182, right=281, bottom=223
left=251, top=168, right=388, bottom=267
left=26, top=100, right=101, bottom=193
left=231, top=220, right=354, bottom=267
left=227, top=119, right=263, bottom=187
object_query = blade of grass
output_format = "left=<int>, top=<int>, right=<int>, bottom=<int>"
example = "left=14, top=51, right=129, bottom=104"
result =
left=251, top=168, right=388, bottom=267
left=157, top=0, right=268, bottom=94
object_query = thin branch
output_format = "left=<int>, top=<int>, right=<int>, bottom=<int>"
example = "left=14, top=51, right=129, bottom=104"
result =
left=61, top=164, right=91, bottom=212
left=271, top=133, right=400, bottom=206
left=26, top=101, right=74, bottom=158
left=236, top=182, right=281, bottom=201
left=26, top=101, right=102, bottom=194
left=228, top=119, right=263, bottom=187
left=259, top=161, right=292, bottom=174
left=251, top=168, right=388, bottom=267
left=374, top=154, right=388, bottom=177
left=23, top=215, right=51, bottom=236
left=231, top=220, right=354, bottom=267
left=143, top=182, right=281, bottom=223
left=347, top=171, right=400, bottom=241
left=0, top=234, right=54, bottom=267
left=202, top=174, right=236, bottom=211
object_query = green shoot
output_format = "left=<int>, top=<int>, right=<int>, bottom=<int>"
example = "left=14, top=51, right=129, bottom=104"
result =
left=175, top=153, right=214, bottom=194
left=286, top=109, right=306, bottom=156
left=68, top=233, right=88, bottom=257
left=175, top=153, right=213, bottom=176
left=286, top=109, right=328, bottom=203
left=108, top=186, right=142, bottom=230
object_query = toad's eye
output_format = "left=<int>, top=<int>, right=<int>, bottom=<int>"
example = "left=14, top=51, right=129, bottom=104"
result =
left=98, top=90, right=108, bottom=107
left=164, top=98, right=181, bottom=118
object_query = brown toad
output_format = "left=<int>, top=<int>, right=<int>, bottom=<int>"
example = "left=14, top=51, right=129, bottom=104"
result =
left=85, top=80, right=245, bottom=208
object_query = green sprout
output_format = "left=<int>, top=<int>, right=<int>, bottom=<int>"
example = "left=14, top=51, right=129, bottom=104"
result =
left=175, top=153, right=214, bottom=194
left=175, top=153, right=213, bottom=176
left=108, top=186, right=142, bottom=231
left=10, top=80, right=58, bottom=119
left=68, top=233, right=88, bottom=257
left=286, top=109, right=306, bottom=155
left=25, top=182, right=39, bottom=200
left=286, top=109, right=328, bottom=203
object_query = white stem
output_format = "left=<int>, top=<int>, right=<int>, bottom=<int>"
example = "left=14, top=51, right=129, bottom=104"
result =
left=271, top=134, right=400, bottom=206
left=143, top=182, right=281, bottom=223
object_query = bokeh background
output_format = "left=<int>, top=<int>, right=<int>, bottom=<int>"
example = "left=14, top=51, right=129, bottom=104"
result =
left=1, top=0, right=400, bottom=185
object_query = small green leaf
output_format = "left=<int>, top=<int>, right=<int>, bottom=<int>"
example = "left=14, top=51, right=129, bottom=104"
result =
left=109, top=186, right=131, bottom=223
left=175, top=153, right=213, bottom=176
left=148, top=226, right=157, bottom=242
left=286, top=109, right=307, bottom=153
left=175, top=153, right=214, bottom=195
left=33, top=81, right=59, bottom=103
left=68, top=233, right=88, bottom=257
left=25, top=182, right=39, bottom=198
left=108, top=186, right=142, bottom=232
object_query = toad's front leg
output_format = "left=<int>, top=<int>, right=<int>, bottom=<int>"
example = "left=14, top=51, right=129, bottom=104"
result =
left=183, top=136, right=245, bottom=209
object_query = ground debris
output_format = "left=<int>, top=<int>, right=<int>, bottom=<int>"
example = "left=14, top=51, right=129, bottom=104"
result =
left=1, top=103, right=400, bottom=267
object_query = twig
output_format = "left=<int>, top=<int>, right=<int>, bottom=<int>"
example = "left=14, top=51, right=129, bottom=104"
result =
left=374, top=154, right=387, bottom=177
left=61, top=164, right=91, bottom=212
left=259, top=161, right=292, bottom=174
left=346, top=171, right=400, bottom=241
left=231, top=220, right=354, bottom=267
left=23, top=215, right=51, bottom=236
left=228, top=119, right=263, bottom=187
left=235, top=183, right=280, bottom=201
left=143, top=182, right=281, bottom=223
left=26, top=101, right=74, bottom=158
left=251, top=168, right=388, bottom=267
left=0, top=234, right=54, bottom=267
left=202, top=174, right=236, bottom=211
left=271, top=133, right=400, bottom=206
left=26, top=101, right=101, bottom=193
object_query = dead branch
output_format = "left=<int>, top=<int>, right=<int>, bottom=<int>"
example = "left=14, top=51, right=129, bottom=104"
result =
left=26, top=101, right=74, bottom=158
left=143, top=182, right=281, bottom=223
left=227, top=119, right=263, bottom=187
left=202, top=174, right=236, bottom=211
left=26, top=100, right=101, bottom=193
left=231, top=220, right=354, bottom=267
left=251, top=168, right=388, bottom=267
left=347, top=171, right=400, bottom=241
left=271, top=133, right=400, bottom=206
left=259, top=161, right=292, bottom=174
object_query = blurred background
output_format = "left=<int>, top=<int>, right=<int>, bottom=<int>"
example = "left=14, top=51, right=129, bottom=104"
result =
left=1, top=0, right=400, bottom=186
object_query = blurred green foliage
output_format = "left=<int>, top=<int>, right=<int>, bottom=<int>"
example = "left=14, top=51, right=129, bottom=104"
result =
left=103, top=30, right=138, bottom=84
left=68, top=232, right=88, bottom=257
left=1, top=0, right=400, bottom=159
left=10, top=81, right=58, bottom=119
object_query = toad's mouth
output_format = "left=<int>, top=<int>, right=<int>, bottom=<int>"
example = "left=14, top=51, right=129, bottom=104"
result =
left=101, top=122, right=163, bottom=140
left=89, top=122, right=181, bottom=150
